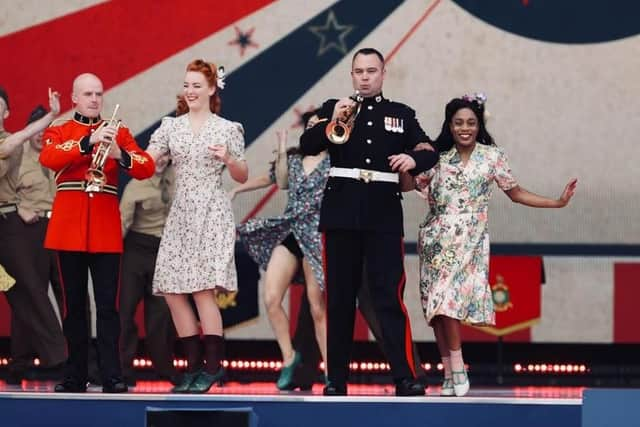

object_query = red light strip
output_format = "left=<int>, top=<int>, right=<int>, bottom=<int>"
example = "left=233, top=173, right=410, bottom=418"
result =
left=513, top=363, right=589, bottom=374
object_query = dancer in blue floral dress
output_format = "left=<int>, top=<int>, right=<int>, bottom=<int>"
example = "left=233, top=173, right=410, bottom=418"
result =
left=415, top=94, right=577, bottom=397
left=233, top=126, right=329, bottom=390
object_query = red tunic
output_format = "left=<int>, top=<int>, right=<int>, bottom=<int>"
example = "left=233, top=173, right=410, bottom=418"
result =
left=40, top=117, right=155, bottom=253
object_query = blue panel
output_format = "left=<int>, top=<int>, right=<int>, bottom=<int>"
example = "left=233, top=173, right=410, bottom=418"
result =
left=582, top=389, right=640, bottom=427
left=452, top=0, right=640, bottom=44
left=0, top=396, right=581, bottom=427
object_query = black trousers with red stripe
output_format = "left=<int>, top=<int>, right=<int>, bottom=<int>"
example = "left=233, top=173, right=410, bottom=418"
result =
left=323, top=230, right=416, bottom=385
left=57, top=251, right=122, bottom=383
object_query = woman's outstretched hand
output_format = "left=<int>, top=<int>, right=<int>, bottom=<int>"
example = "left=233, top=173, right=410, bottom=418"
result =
left=558, top=178, right=578, bottom=207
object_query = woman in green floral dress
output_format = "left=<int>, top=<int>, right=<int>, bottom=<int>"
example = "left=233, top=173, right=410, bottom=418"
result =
left=416, top=94, right=577, bottom=397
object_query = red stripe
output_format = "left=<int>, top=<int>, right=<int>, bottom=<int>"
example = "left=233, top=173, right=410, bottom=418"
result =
left=240, top=184, right=279, bottom=223
left=614, top=263, right=640, bottom=343
left=0, top=295, right=10, bottom=336
left=115, top=255, right=123, bottom=311
left=0, top=0, right=275, bottom=130
left=241, top=0, right=442, bottom=221
left=385, top=0, right=442, bottom=63
left=321, top=232, right=329, bottom=351
left=353, top=310, right=369, bottom=341
left=397, top=237, right=416, bottom=378
left=55, top=252, right=68, bottom=320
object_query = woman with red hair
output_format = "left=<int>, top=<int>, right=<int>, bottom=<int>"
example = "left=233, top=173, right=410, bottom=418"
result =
left=147, top=59, right=248, bottom=393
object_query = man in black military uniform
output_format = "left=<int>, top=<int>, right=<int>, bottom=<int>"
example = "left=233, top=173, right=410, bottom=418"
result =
left=300, top=48, right=438, bottom=396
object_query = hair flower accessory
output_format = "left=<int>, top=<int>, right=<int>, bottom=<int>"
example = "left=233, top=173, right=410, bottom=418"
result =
left=217, top=66, right=226, bottom=90
left=462, top=92, right=487, bottom=105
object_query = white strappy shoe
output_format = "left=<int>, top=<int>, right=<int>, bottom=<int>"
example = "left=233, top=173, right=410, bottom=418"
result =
left=440, top=377, right=454, bottom=396
left=452, top=369, right=470, bottom=397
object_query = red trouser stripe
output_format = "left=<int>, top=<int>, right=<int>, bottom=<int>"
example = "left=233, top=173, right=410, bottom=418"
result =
left=55, top=252, right=68, bottom=319
left=397, top=238, right=416, bottom=378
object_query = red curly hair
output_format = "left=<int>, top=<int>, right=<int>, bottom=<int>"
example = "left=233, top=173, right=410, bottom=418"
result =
left=176, top=59, right=222, bottom=116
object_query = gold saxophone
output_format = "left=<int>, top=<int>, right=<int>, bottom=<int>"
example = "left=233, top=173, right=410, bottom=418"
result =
left=85, top=104, right=121, bottom=194
left=325, top=93, right=363, bottom=145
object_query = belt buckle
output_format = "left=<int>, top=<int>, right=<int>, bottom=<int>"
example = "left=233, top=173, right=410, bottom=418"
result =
left=359, top=169, right=373, bottom=183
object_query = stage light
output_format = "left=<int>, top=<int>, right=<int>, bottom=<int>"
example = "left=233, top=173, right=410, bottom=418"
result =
left=513, top=362, right=590, bottom=375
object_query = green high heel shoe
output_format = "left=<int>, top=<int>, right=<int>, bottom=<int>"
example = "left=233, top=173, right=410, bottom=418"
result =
left=187, top=367, right=226, bottom=394
left=171, top=371, right=201, bottom=393
left=276, top=351, right=301, bottom=390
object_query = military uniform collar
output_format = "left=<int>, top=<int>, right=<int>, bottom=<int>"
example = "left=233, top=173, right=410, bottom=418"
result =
left=360, top=93, right=386, bottom=105
left=73, top=112, right=102, bottom=125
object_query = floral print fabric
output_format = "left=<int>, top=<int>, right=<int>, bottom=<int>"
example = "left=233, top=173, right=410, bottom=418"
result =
left=237, top=153, right=329, bottom=290
left=418, top=144, right=517, bottom=325
left=149, top=114, right=245, bottom=294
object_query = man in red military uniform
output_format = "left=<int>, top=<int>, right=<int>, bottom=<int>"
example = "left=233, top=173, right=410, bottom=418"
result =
left=40, top=73, right=155, bottom=393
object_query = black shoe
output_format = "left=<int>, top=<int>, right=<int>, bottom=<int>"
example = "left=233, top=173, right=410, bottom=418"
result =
left=123, top=376, right=137, bottom=387
left=54, top=378, right=87, bottom=393
left=102, top=377, right=128, bottom=393
left=395, top=378, right=425, bottom=396
left=323, top=382, right=347, bottom=396
left=415, top=374, right=430, bottom=389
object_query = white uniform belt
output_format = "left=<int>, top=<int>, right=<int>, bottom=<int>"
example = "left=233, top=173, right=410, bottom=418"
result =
left=57, top=181, right=118, bottom=196
left=329, top=167, right=399, bottom=184
left=0, top=203, right=18, bottom=215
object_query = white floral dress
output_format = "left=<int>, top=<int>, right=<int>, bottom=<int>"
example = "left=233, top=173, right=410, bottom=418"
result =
left=149, top=114, right=245, bottom=294
left=418, top=144, right=517, bottom=325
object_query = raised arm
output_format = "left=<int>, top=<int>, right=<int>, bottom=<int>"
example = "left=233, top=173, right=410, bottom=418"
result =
left=229, top=174, right=272, bottom=200
left=505, top=178, right=577, bottom=208
left=0, top=89, right=60, bottom=159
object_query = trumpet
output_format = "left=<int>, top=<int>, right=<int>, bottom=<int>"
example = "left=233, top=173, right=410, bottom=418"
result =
left=85, top=104, right=121, bottom=194
left=325, top=93, right=363, bottom=145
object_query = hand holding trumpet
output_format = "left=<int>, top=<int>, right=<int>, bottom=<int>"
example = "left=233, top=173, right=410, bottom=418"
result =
left=89, top=122, right=118, bottom=146
left=332, top=97, right=357, bottom=122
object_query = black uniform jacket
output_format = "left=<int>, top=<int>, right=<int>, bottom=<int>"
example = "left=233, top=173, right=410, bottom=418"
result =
left=300, top=94, right=438, bottom=234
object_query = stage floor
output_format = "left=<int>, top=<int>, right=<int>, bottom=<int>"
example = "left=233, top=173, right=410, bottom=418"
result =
left=0, top=379, right=584, bottom=402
